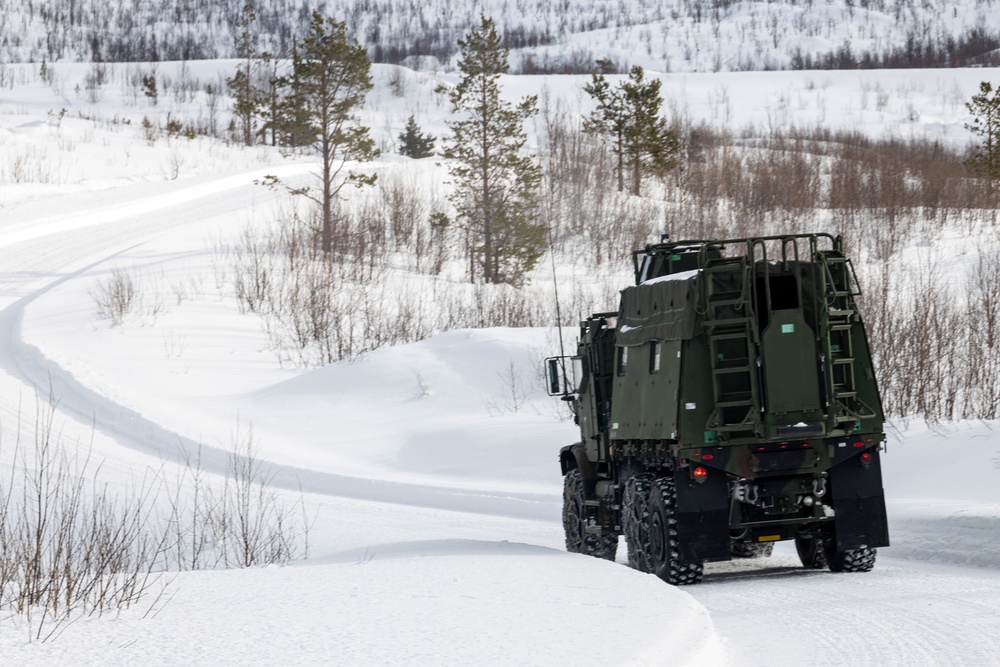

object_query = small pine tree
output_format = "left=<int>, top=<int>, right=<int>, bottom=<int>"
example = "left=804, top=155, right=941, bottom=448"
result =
left=258, top=51, right=284, bottom=147
left=227, top=2, right=262, bottom=146
left=445, top=15, right=544, bottom=286
left=584, top=66, right=680, bottom=196
left=398, top=115, right=436, bottom=158
left=263, top=12, right=379, bottom=255
left=965, top=81, right=1000, bottom=182
left=583, top=71, right=629, bottom=193
left=142, top=74, right=158, bottom=106
left=622, top=67, right=681, bottom=195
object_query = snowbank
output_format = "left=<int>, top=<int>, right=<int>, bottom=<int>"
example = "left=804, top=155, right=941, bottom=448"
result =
left=0, top=541, right=723, bottom=667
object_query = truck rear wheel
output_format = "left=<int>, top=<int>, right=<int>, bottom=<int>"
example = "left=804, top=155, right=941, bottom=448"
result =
left=623, top=474, right=654, bottom=572
left=562, top=469, right=617, bottom=560
left=795, top=536, right=828, bottom=569
left=825, top=546, right=877, bottom=573
left=647, top=476, right=703, bottom=585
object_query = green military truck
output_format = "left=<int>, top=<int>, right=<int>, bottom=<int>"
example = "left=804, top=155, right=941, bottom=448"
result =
left=546, top=233, right=888, bottom=584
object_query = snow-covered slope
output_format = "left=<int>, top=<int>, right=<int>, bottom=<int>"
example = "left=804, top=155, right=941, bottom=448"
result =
left=5, top=0, right=1000, bottom=73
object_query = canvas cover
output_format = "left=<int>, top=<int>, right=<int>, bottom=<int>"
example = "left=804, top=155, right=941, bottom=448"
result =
left=616, top=269, right=702, bottom=346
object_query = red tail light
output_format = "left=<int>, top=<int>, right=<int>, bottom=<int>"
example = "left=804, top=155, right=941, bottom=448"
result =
left=693, top=466, right=708, bottom=483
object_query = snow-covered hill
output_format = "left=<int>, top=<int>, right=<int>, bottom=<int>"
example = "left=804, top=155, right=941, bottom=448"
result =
left=4, top=0, right=1000, bottom=72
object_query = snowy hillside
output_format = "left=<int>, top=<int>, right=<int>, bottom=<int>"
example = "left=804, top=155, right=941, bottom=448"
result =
left=3, top=0, right=1000, bottom=72
left=2, top=16, right=1000, bottom=666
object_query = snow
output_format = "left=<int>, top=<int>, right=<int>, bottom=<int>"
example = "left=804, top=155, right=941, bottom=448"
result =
left=2, top=542, right=723, bottom=666
left=641, top=268, right=701, bottom=284
left=1, top=51, right=1000, bottom=667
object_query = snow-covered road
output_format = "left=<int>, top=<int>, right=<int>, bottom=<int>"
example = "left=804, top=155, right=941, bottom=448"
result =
left=694, top=544, right=1000, bottom=666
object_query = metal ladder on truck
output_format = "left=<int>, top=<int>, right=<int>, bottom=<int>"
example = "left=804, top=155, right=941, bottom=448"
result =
left=700, top=247, right=764, bottom=440
left=813, top=244, right=876, bottom=429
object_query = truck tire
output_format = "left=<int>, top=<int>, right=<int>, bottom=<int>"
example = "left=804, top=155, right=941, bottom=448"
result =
left=731, top=542, right=774, bottom=558
left=825, top=546, right=877, bottom=573
left=795, top=536, right=828, bottom=569
left=647, top=476, right=704, bottom=585
left=623, top=474, right=654, bottom=572
left=562, top=469, right=617, bottom=560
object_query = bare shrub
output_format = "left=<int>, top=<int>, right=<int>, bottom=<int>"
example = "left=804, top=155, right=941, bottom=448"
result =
left=484, top=360, right=530, bottom=415
left=210, top=422, right=308, bottom=568
left=82, top=62, right=107, bottom=103
left=0, top=395, right=171, bottom=639
left=0, top=393, right=312, bottom=638
left=963, top=246, right=1000, bottom=418
left=91, top=267, right=138, bottom=326
left=90, top=266, right=168, bottom=327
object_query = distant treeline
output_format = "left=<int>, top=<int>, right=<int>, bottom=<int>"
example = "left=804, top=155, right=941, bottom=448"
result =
left=6, top=0, right=1000, bottom=73
left=789, top=28, right=1000, bottom=70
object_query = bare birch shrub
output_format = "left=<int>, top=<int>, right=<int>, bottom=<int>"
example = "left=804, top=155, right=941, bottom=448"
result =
left=211, top=423, right=306, bottom=568
left=0, top=395, right=311, bottom=638
left=91, top=266, right=139, bottom=326
left=0, top=396, right=170, bottom=639
left=964, top=247, right=1000, bottom=418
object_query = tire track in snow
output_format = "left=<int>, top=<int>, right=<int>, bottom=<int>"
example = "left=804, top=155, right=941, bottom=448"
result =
left=0, top=170, right=560, bottom=522
left=691, top=549, right=1000, bottom=666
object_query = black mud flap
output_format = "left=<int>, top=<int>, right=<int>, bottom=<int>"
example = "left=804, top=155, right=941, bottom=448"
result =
left=674, top=467, right=731, bottom=562
left=830, top=450, right=890, bottom=551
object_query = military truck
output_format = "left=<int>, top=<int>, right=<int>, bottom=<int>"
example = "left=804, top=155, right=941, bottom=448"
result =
left=546, top=233, right=888, bottom=584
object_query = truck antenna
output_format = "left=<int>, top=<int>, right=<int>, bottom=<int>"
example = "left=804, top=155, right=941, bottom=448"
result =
left=548, top=223, right=568, bottom=391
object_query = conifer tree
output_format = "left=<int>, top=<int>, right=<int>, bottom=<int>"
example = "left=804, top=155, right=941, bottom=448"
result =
left=965, top=81, right=1000, bottom=183
left=258, top=51, right=283, bottom=147
left=263, top=12, right=379, bottom=255
left=445, top=15, right=544, bottom=286
left=584, top=66, right=681, bottom=196
left=398, top=115, right=436, bottom=158
left=227, top=2, right=262, bottom=146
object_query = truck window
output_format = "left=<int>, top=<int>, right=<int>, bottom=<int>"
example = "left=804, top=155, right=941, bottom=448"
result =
left=617, top=346, right=628, bottom=376
left=649, top=341, right=661, bottom=373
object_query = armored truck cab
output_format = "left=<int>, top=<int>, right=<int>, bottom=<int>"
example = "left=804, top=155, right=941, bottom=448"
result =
left=548, top=234, right=888, bottom=584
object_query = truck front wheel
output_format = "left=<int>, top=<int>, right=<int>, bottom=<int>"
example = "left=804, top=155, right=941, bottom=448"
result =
left=562, top=469, right=617, bottom=560
left=623, top=474, right=654, bottom=572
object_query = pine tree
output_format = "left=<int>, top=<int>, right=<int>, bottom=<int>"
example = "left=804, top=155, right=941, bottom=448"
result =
left=584, top=66, right=681, bottom=196
left=141, top=73, right=158, bottom=106
left=622, top=67, right=680, bottom=195
left=445, top=15, right=544, bottom=286
left=398, top=115, right=436, bottom=158
left=227, top=2, right=262, bottom=147
left=258, top=51, right=283, bottom=147
left=583, top=71, right=629, bottom=193
left=965, top=81, right=1000, bottom=182
left=263, top=12, right=379, bottom=255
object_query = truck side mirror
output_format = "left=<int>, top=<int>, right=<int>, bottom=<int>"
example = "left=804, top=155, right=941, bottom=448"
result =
left=546, top=358, right=562, bottom=395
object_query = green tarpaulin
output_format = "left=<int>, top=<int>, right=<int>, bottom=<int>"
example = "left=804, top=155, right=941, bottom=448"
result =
left=616, top=270, right=702, bottom=346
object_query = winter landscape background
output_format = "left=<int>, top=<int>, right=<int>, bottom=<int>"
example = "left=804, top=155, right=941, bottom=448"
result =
left=2, top=0, right=1000, bottom=664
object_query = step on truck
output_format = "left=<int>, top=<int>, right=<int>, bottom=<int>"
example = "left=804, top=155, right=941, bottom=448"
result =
left=546, top=233, right=889, bottom=584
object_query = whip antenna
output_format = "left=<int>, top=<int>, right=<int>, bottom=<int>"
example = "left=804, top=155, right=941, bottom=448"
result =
left=548, top=219, right=568, bottom=391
